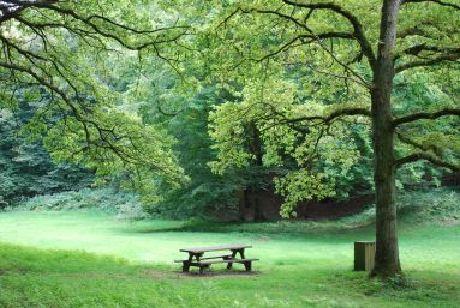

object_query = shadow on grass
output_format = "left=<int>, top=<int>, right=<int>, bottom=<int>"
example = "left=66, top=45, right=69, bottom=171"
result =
left=121, top=220, right=376, bottom=239
left=177, top=269, right=261, bottom=278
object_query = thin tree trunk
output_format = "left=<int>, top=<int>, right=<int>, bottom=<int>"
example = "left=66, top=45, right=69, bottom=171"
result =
left=371, top=0, right=401, bottom=277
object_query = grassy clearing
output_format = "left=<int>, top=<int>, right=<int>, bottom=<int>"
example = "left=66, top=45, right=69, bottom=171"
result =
left=0, top=209, right=459, bottom=307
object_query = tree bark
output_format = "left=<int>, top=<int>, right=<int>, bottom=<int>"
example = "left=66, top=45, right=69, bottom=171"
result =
left=371, top=0, right=402, bottom=277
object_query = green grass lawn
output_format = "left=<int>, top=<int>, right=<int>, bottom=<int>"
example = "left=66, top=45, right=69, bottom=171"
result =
left=0, top=210, right=459, bottom=307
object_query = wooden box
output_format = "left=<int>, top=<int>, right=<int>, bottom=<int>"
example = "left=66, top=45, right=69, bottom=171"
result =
left=354, top=241, right=376, bottom=271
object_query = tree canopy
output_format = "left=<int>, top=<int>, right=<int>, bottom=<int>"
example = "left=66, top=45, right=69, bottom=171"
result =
left=0, top=0, right=190, bottom=200
left=163, top=0, right=459, bottom=276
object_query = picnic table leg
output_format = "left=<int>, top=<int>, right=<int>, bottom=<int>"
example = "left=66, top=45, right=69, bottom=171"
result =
left=196, top=252, right=208, bottom=275
left=199, top=264, right=210, bottom=274
left=183, top=253, right=195, bottom=272
left=223, top=254, right=232, bottom=270
left=227, top=250, right=238, bottom=270
left=244, top=261, right=252, bottom=271
left=182, top=260, right=191, bottom=272
left=183, top=253, right=204, bottom=273
left=239, top=248, right=245, bottom=259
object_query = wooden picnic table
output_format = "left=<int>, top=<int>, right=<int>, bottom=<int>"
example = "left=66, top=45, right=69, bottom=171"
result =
left=175, top=244, right=258, bottom=274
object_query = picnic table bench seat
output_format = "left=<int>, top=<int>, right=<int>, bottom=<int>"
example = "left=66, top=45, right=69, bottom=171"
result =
left=179, top=244, right=252, bottom=253
left=195, top=258, right=259, bottom=266
left=174, top=254, right=232, bottom=263
left=176, top=244, right=257, bottom=274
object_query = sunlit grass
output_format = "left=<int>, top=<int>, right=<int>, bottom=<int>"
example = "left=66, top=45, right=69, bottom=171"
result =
left=0, top=210, right=459, bottom=306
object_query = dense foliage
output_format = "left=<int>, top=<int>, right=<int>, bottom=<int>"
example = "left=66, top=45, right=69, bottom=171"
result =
left=0, top=100, right=92, bottom=206
left=157, top=0, right=459, bottom=276
left=1, top=1, right=458, bottom=220
left=158, top=0, right=459, bottom=217
left=0, top=0, right=188, bottom=204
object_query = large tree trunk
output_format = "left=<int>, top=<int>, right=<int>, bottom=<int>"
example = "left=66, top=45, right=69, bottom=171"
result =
left=371, top=93, right=401, bottom=277
left=371, top=0, right=401, bottom=277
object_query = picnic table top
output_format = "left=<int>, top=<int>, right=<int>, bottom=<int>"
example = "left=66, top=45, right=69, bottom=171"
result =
left=179, top=244, right=252, bottom=254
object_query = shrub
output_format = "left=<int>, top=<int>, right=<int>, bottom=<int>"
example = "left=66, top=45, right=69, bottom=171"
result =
left=396, top=188, right=459, bottom=224
left=18, top=187, right=148, bottom=220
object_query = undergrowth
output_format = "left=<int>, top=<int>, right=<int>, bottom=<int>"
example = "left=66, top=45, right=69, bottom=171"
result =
left=11, top=187, right=459, bottom=227
left=15, top=187, right=147, bottom=220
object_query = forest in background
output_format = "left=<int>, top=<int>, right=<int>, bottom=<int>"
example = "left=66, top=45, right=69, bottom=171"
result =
left=1, top=52, right=457, bottom=220
left=1, top=0, right=458, bottom=223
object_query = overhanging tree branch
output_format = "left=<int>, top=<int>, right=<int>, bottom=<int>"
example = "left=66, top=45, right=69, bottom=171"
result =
left=396, top=132, right=446, bottom=157
left=281, top=0, right=377, bottom=69
left=220, top=4, right=372, bottom=87
left=396, top=44, right=460, bottom=59
left=395, top=51, right=460, bottom=73
left=252, top=32, right=354, bottom=62
left=395, top=152, right=459, bottom=171
left=1, top=0, right=56, bottom=23
left=393, top=107, right=460, bottom=127
left=280, top=107, right=371, bottom=125
left=401, top=0, right=460, bottom=10
left=397, top=26, right=432, bottom=38
left=0, top=60, right=153, bottom=167
left=395, top=131, right=459, bottom=171
left=0, top=0, right=191, bottom=175
left=3, top=1, right=189, bottom=51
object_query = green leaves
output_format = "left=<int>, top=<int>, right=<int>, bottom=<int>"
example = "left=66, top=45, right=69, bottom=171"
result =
left=0, top=101, right=92, bottom=204
left=0, top=0, right=191, bottom=203
left=207, top=75, right=365, bottom=216
left=40, top=109, right=187, bottom=203
left=275, top=169, right=336, bottom=218
left=189, top=0, right=459, bottom=216
left=2, top=0, right=458, bottom=216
